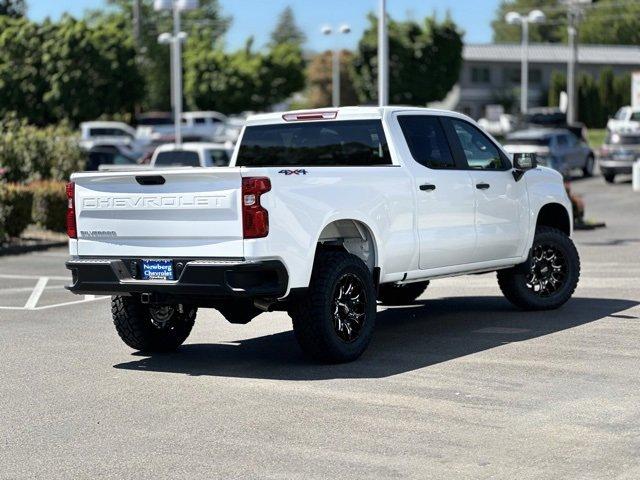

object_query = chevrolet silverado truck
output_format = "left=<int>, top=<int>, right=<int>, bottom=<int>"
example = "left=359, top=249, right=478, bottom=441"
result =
left=66, top=107, right=580, bottom=363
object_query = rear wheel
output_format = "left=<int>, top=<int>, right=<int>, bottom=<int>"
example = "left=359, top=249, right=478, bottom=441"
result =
left=498, top=226, right=580, bottom=310
left=112, top=296, right=196, bottom=352
left=378, top=281, right=429, bottom=305
left=289, top=251, right=376, bottom=363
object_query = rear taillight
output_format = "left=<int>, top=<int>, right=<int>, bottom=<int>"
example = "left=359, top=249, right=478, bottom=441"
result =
left=242, top=177, right=271, bottom=239
left=66, top=182, right=77, bottom=239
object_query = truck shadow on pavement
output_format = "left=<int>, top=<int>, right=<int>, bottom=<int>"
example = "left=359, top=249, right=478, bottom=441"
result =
left=114, top=296, right=638, bottom=380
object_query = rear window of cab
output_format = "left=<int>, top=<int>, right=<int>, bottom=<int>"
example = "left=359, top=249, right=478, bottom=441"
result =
left=236, top=120, right=392, bottom=167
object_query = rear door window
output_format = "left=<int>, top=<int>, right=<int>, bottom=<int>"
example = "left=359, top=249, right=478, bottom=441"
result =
left=236, top=120, right=391, bottom=167
left=154, top=151, right=200, bottom=167
left=397, top=115, right=455, bottom=169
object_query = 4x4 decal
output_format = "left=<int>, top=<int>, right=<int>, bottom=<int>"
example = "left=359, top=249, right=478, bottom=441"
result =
left=278, top=169, right=309, bottom=176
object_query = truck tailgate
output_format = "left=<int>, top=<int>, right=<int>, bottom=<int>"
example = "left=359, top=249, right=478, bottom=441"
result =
left=72, top=168, right=244, bottom=258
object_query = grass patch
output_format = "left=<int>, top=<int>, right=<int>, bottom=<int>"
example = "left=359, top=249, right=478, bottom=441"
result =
left=588, top=129, right=607, bottom=148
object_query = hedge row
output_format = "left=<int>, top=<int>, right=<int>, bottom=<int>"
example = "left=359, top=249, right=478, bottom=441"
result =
left=0, top=181, right=67, bottom=241
left=0, top=114, right=85, bottom=184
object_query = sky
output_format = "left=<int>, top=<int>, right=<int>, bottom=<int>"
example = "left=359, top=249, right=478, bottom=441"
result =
left=27, top=0, right=500, bottom=50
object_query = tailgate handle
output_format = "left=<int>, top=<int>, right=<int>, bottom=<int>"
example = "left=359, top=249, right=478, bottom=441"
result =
left=136, top=175, right=165, bottom=186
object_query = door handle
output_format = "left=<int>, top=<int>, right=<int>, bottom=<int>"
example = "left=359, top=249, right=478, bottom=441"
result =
left=419, top=183, right=436, bottom=191
left=476, top=183, right=490, bottom=190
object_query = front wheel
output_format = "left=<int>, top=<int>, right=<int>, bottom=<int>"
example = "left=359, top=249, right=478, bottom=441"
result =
left=289, top=251, right=376, bottom=363
left=497, top=226, right=580, bottom=310
left=603, top=173, right=616, bottom=184
left=112, top=296, right=197, bottom=352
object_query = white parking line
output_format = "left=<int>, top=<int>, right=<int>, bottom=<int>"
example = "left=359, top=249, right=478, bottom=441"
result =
left=0, top=273, right=68, bottom=281
left=0, top=274, right=108, bottom=311
left=24, top=277, right=48, bottom=309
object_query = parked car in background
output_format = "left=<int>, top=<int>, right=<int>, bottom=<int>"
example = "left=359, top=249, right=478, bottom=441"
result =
left=217, top=115, right=246, bottom=144
left=79, top=121, right=148, bottom=152
left=503, top=129, right=595, bottom=178
left=149, top=142, right=233, bottom=168
left=607, top=106, right=640, bottom=133
left=85, top=144, right=143, bottom=171
left=478, top=113, right=515, bottom=139
left=182, top=111, right=228, bottom=141
left=520, top=107, right=588, bottom=142
left=598, top=131, right=640, bottom=183
left=135, top=112, right=175, bottom=140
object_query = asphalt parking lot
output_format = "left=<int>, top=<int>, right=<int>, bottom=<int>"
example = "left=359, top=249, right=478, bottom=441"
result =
left=1, top=175, right=639, bottom=479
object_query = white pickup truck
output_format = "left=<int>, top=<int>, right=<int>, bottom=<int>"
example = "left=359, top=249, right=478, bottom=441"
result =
left=66, top=107, right=580, bottom=363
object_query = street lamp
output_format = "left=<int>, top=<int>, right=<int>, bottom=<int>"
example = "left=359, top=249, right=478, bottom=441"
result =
left=322, top=24, right=351, bottom=107
left=155, top=0, right=199, bottom=146
left=505, top=9, right=546, bottom=114
left=378, top=0, right=388, bottom=107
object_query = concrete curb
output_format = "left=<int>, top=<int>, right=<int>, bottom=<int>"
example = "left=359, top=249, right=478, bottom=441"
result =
left=0, top=240, right=67, bottom=257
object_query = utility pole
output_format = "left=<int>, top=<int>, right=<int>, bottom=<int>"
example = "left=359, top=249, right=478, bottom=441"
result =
left=322, top=24, right=351, bottom=107
left=133, top=0, right=142, bottom=50
left=378, top=0, right=389, bottom=107
left=564, top=0, right=590, bottom=124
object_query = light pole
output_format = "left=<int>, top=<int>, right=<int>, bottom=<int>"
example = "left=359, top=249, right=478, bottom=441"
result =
left=322, top=24, right=351, bottom=107
left=378, top=0, right=388, bottom=107
left=505, top=9, right=546, bottom=115
left=155, top=0, right=199, bottom=146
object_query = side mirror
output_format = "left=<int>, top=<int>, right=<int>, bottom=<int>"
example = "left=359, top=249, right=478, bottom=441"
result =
left=512, top=152, right=537, bottom=181
left=513, top=152, right=537, bottom=170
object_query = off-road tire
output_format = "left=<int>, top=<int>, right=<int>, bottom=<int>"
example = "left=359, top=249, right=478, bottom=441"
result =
left=498, top=226, right=580, bottom=311
left=378, top=281, right=429, bottom=305
left=112, top=296, right=196, bottom=352
left=289, top=251, right=376, bottom=363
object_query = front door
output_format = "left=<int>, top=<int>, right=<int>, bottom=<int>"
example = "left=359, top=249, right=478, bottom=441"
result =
left=445, top=118, right=529, bottom=263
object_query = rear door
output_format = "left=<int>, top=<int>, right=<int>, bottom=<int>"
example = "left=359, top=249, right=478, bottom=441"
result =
left=395, top=114, right=477, bottom=269
left=444, top=117, right=529, bottom=262
left=73, top=169, right=244, bottom=258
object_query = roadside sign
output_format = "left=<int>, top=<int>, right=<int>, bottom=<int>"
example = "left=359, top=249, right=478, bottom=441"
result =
left=632, top=72, right=640, bottom=110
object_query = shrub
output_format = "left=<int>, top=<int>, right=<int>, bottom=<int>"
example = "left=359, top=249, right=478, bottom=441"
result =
left=0, top=183, right=33, bottom=239
left=31, top=181, right=67, bottom=233
left=0, top=115, right=85, bottom=184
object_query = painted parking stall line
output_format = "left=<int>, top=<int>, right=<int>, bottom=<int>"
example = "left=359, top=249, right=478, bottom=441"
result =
left=0, top=274, right=108, bottom=311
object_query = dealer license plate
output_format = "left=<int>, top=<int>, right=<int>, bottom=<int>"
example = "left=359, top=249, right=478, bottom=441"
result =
left=141, top=259, right=174, bottom=280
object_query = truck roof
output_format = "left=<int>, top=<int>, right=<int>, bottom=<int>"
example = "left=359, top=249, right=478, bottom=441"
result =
left=245, top=106, right=470, bottom=126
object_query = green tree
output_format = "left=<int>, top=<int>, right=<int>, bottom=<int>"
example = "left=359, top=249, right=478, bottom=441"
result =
left=352, top=14, right=463, bottom=105
left=0, top=15, right=144, bottom=125
left=0, top=17, right=49, bottom=124
left=307, top=50, right=359, bottom=108
left=104, top=0, right=230, bottom=110
left=492, top=0, right=566, bottom=43
left=492, top=0, right=640, bottom=45
left=41, top=16, right=144, bottom=125
left=0, top=0, right=25, bottom=18
left=269, top=6, right=306, bottom=47
left=548, top=70, right=566, bottom=108
left=184, top=38, right=305, bottom=113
